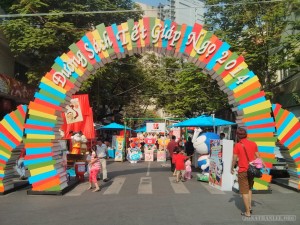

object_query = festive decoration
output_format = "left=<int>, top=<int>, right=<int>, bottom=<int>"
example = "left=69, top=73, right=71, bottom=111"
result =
left=0, top=105, right=27, bottom=193
left=70, top=132, right=87, bottom=155
left=0, top=17, right=287, bottom=191
left=127, top=147, right=143, bottom=163
left=272, top=104, right=300, bottom=190
left=193, top=128, right=220, bottom=182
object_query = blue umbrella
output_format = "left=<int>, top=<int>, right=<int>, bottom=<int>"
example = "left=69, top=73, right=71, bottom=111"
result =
left=98, top=122, right=132, bottom=130
left=135, top=125, right=146, bottom=133
left=173, top=115, right=235, bottom=127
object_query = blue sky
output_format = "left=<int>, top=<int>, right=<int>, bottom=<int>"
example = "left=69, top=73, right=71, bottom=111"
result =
left=133, top=0, right=168, bottom=7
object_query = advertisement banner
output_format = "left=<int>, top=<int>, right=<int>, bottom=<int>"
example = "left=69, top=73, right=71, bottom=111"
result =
left=144, top=150, right=154, bottom=161
left=171, top=127, right=181, bottom=142
left=158, top=138, right=170, bottom=150
left=65, top=98, right=83, bottom=124
left=114, top=136, right=124, bottom=161
left=61, top=94, right=95, bottom=139
left=209, top=139, right=223, bottom=189
left=146, top=123, right=166, bottom=133
left=144, top=144, right=154, bottom=161
left=157, top=150, right=166, bottom=162
left=144, top=137, right=156, bottom=145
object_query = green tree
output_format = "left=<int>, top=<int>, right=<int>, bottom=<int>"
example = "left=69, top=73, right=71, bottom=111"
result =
left=81, top=56, right=158, bottom=121
left=0, top=0, right=142, bottom=85
left=204, top=0, right=299, bottom=92
left=137, top=53, right=229, bottom=118
left=0, top=0, right=149, bottom=121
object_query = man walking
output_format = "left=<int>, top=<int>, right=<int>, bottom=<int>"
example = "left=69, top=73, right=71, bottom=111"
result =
left=167, top=135, right=178, bottom=172
left=96, top=139, right=110, bottom=182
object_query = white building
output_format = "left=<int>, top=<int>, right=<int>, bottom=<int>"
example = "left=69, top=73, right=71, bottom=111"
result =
left=136, top=0, right=205, bottom=26
left=166, top=0, right=205, bottom=26
left=135, top=2, right=159, bottom=18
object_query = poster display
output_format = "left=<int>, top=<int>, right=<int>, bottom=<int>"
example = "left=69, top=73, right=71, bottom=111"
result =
left=209, top=139, right=234, bottom=191
left=157, top=150, right=166, bottom=162
left=209, top=139, right=223, bottom=188
left=146, top=123, right=166, bottom=133
left=171, top=128, right=181, bottom=142
left=144, top=149, right=154, bottom=161
left=61, top=94, right=95, bottom=140
left=114, top=136, right=124, bottom=161
left=144, top=144, right=155, bottom=161
left=65, top=98, right=83, bottom=124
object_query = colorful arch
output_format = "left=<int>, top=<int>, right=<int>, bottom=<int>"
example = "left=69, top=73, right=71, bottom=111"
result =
left=272, top=104, right=300, bottom=189
left=0, top=105, right=27, bottom=192
left=1, top=17, right=279, bottom=192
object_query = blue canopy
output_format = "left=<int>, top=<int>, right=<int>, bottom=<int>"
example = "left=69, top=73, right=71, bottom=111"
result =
left=135, top=125, right=146, bottom=133
left=98, top=122, right=132, bottom=130
left=173, top=115, right=235, bottom=127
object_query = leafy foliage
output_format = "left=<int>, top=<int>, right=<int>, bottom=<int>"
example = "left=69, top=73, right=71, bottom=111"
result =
left=0, top=0, right=142, bottom=85
left=137, top=53, right=229, bottom=118
left=204, top=0, right=299, bottom=91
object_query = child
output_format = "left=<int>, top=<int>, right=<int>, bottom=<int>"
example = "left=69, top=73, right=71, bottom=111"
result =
left=175, top=147, right=189, bottom=182
left=172, top=147, right=179, bottom=176
left=184, top=157, right=192, bottom=180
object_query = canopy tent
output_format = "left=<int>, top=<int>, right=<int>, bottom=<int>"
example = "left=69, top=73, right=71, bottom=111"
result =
left=97, top=122, right=132, bottom=130
left=173, top=115, right=235, bottom=127
left=135, top=125, right=146, bottom=133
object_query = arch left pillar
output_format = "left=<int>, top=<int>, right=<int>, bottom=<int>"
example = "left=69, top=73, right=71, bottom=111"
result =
left=0, top=105, right=27, bottom=193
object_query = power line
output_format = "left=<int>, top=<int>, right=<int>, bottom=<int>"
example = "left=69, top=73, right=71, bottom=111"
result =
left=0, top=0, right=287, bottom=18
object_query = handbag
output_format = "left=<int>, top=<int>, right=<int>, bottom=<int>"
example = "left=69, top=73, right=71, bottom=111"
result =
left=241, top=143, right=262, bottom=178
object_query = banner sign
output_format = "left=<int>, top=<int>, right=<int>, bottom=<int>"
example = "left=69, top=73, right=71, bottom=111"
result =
left=144, top=137, right=156, bottom=145
left=65, top=98, right=83, bottom=124
left=144, top=149, right=154, bottom=161
left=114, top=136, right=124, bottom=161
left=171, top=128, right=181, bottom=142
left=157, top=150, right=166, bottom=162
left=209, top=139, right=223, bottom=189
left=146, top=123, right=166, bottom=133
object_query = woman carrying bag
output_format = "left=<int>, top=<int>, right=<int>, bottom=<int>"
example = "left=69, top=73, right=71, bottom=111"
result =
left=231, top=127, right=266, bottom=218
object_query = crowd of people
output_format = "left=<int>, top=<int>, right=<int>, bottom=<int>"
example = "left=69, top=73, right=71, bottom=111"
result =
left=167, top=135, right=194, bottom=183
left=14, top=126, right=268, bottom=219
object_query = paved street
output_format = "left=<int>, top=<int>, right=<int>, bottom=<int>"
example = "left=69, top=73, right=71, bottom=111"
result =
left=0, top=160, right=299, bottom=225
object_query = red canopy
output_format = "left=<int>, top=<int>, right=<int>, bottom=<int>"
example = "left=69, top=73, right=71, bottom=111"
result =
left=61, top=94, right=95, bottom=139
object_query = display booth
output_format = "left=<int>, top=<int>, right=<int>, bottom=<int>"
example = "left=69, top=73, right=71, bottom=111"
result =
left=144, top=137, right=156, bottom=162
left=209, top=139, right=234, bottom=191
left=114, top=136, right=125, bottom=161
left=157, top=137, right=169, bottom=162
left=60, top=94, right=95, bottom=181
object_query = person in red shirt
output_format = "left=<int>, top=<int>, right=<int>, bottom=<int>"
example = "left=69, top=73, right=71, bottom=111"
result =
left=167, top=135, right=178, bottom=172
left=174, top=147, right=189, bottom=182
left=231, top=127, right=266, bottom=217
left=172, top=147, right=179, bottom=176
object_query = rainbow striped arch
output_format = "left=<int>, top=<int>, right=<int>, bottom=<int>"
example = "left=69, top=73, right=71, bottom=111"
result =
left=272, top=104, right=300, bottom=179
left=0, top=105, right=27, bottom=192
left=0, top=17, right=284, bottom=192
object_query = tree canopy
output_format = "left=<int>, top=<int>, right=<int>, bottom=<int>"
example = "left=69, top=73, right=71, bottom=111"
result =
left=1, top=0, right=298, bottom=122
left=0, top=0, right=142, bottom=84
left=204, top=0, right=299, bottom=93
